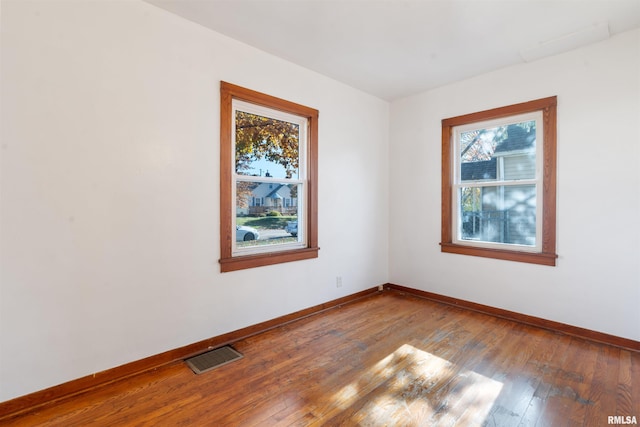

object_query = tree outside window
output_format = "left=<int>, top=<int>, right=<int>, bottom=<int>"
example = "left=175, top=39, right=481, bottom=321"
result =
left=219, top=82, right=319, bottom=272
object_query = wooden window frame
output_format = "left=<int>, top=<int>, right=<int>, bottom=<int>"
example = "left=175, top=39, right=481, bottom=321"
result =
left=441, top=96, right=558, bottom=266
left=219, top=82, right=319, bottom=272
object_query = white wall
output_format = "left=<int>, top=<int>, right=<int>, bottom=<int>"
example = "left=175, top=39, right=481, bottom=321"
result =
left=390, top=29, right=640, bottom=341
left=0, top=0, right=389, bottom=401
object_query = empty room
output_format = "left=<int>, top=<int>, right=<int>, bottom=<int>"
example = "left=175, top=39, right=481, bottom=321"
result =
left=1, top=0, right=638, bottom=425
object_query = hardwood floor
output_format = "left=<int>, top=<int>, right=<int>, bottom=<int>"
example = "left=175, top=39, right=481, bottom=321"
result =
left=2, top=291, right=638, bottom=426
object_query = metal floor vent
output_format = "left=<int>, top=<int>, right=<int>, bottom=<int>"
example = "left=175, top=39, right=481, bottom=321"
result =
left=185, top=345, right=244, bottom=374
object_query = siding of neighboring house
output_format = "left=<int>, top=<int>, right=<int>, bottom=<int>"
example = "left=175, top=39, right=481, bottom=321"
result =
left=503, top=154, right=535, bottom=180
left=501, top=154, right=537, bottom=245
left=501, top=185, right=536, bottom=245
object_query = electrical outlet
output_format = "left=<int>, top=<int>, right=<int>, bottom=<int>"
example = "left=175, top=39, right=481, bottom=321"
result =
left=336, top=276, right=343, bottom=288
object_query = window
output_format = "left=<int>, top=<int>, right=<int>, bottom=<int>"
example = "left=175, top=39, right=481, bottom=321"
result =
left=441, top=97, right=558, bottom=266
left=219, top=82, right=319, bottom=272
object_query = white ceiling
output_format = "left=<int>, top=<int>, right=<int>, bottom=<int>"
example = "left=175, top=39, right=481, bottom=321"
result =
left=144, top=0, right=640, bottom=100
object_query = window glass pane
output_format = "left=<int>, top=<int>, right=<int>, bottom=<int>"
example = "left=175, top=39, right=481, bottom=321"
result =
left=460, top=121, right=536, bottom=182
left=459, top=185, right=536, bottom=246
left=236, top=180, right=302, bottom=250
left=235, top=110, right=300, bottom=179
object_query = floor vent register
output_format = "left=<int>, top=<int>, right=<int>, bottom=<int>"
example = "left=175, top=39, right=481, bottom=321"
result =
left=185, top=345, right=244, bottom=374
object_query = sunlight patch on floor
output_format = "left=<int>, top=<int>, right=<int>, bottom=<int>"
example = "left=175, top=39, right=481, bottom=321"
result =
left=330, top=343, right=503, bottom=426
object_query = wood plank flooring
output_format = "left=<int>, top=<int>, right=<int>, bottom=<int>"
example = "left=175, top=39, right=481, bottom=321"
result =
left=2, top=290, right=638, bottom=426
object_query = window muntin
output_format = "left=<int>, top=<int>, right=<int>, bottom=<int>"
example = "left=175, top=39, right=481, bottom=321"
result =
left=219, top=82, right=319, bottom=272
left=452, top=113, right=543, bottom=252
left=441, top=96, right=557, bottom=266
